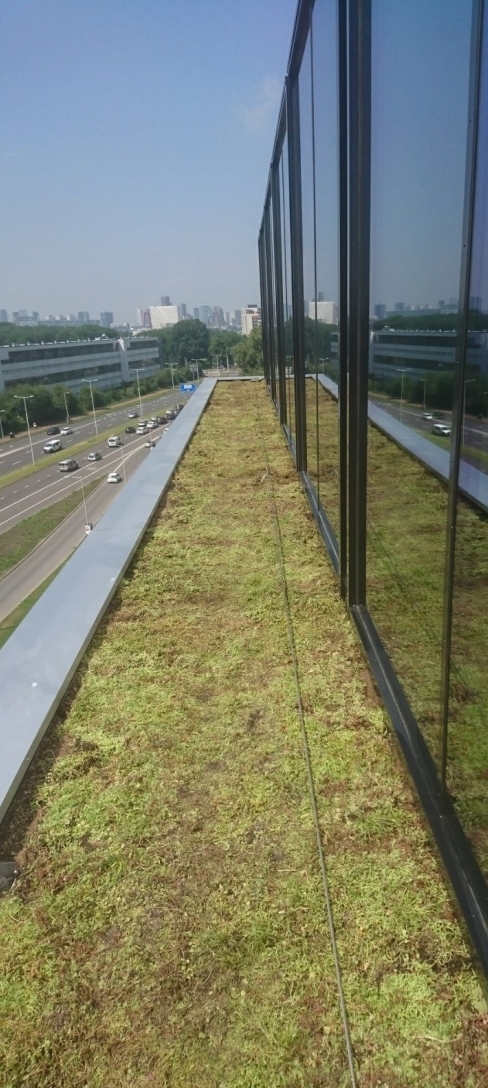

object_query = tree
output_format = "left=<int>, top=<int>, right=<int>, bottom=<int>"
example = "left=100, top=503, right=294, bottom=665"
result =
left=233, top=327, right=263, bottom=373
left=170, top=319, right=209, bottom=365
left=209, top=330, right=241, bottom=363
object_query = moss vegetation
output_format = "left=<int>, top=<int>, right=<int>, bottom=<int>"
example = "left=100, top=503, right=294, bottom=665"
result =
left=0, top=382, right=487, bottom=1086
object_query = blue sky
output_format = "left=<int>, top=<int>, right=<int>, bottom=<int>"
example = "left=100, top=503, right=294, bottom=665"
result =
left=0, top=0, right=297, bottom=322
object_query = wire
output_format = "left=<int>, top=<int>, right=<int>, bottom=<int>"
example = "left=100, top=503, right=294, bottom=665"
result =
left=254, top=388, right=359, bottom=1088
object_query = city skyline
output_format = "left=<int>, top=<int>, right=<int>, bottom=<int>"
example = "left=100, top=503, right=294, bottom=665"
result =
left=0, top=0, right=297, bottom=323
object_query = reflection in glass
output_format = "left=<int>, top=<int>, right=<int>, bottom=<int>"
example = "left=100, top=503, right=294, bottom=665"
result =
left=299, top=35, right=317, bottom=485
left=280, top=141, right=294, bottom=441
left=311, top=0, right=339, bottom=528
left=367, top=0, right=471, bottom=764
left=448, top=9, right=488, bottom=880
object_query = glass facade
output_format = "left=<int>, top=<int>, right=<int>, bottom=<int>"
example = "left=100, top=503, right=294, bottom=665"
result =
left=259, top=0, right=488, bottom=975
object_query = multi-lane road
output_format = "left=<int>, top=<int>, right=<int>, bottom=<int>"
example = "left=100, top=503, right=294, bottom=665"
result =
left=369, top=396, right=488, bottom=463
left=0, top=389, right=183, bottom=478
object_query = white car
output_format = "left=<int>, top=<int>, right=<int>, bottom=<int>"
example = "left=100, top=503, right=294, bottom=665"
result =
left=107, top=435, right=122, bottom=447
left=432, top=423, right=451, bottom=437
left=144, top=439, right=156, bottom=448
left=60, top=426, right=73, bottom=435
left=107, top=471, right=122, bottom=483
left=136, top=426, right=147, bottom=435
left=128, top=410, right=138, bottom=419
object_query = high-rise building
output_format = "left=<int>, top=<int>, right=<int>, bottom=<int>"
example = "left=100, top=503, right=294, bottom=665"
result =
left=306, top=300, right=338, bottom=324
left=160, top=296, right=171, bottom=306
left=374, top=304, right=386, bottom=320
left=193, top=307, right=200, bottom=320
left=394, top=302, right=405, bottom=312
left=100, top=311, right=114, bottom=328
left=241, top=305, right=262, bottom=335
left=198, top=306, right=212, bottom=325
left=149, top=305, right=181, bottom=328
left=180, top=303, right=187, bottom=318
left=78, top=311, right=90, bottom=324
left=0, top=309, right=8, bottom=323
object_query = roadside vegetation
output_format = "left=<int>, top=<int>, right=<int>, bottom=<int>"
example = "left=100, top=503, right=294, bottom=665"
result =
left=0, top=477, right=100, bottom=578
left=0, top=566, right=64, bottom=650
left=0, top=382, right=487, bottom=1086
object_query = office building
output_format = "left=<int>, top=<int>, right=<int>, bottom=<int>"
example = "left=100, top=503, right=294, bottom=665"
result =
left=77, top=311, right=90, bottom=324
left=160, top=295, right=171, bottom=306
left=306, top=299, right=337, bottom=323
left=100, top=311, right=114, bottom=328
left=241, top=305, right=261, bottom=336
left=374, top=303, right=386, bottom=320
left=0, top=309, right=8, bottom=323
left=148, top=304, right=181, bottom=328
left=0, top=336, right=160, bottom=394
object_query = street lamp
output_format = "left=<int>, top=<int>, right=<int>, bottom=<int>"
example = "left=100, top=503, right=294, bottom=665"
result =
left=133, top=367, right=144, bottom=420
left=13, top=394, right=35, bottom=464
left=420, top=378, right=427, bottom=410
left=63, top=390, right=72, bottom=422
left=463, top=378, right=476, bottom=449
left=81, top=378, right=98, bottom=437
left=0, top=409, right=6, bottom=442
left=169, top=363, right=177, bottom=409
left=396, top=368, right=409, bottom=422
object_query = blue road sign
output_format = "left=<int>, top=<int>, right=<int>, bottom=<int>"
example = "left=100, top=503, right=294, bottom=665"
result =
left=180, top=383, right=196, bottom=392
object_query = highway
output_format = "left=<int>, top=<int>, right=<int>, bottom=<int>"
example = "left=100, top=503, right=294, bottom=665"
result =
left=0, top=388, right=184, bottom=478
left=0, top=431, right=163, bottom=623
left=368, top=396, right=488, bottom=463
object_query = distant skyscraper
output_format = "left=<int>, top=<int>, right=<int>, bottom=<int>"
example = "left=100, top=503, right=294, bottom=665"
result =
left=180, top=303, right=187, bottom=317
left=198, top=305, right=212, bottom=325
left=470, top=296, right=482, bottom=311
left=307, top=300, right=338, bottom=324
left=0, top=309, right=8, bottom=323
left=213, top=306, right=224, bottom=328
left=78, top=311, right=90, bottom=324
left=241, top=305, right=261, bottom=335
left=149, top=305, right=181, bottom=328
left=160, top=296, right=171, bottom=306
left=374, top=304, right=386, bottom=320
left=100, top=311, right=114, bottom=327
left=318, top=291, right=325, bottom=302
left=394, top=302, right=405, bottom=312
left=193, top=307, right=199, bottom=320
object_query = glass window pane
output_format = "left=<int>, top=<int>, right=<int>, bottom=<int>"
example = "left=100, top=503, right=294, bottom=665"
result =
left=448, top=9, right=488, bottom=880
left=281, top=136, right=294, bottom=443
left=367, top=0, right=471, bottom=767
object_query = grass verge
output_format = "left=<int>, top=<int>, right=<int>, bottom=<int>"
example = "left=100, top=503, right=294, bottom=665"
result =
left=0, top=477, right=100, bottom=577
left=0, top=564, right=66, bottom=649
left=0, top=382, right=487, bottom=1086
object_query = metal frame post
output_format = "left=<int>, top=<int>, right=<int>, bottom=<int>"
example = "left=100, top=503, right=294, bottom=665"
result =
left=287, top=74, right=307, bottom=471
left=271, top=162, right=288, bottom=425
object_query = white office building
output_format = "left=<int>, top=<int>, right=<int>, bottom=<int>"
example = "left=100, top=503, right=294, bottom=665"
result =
left=306, top=300, right=338, bottom=324
left=0, top=337, right=161, bottom=394
left=148, top=304, right=182, bottom=328
left=241, top=305, right=262, bottom=336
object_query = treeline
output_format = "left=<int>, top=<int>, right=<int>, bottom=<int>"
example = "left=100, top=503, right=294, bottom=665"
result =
left=0, top=365, right=191, bottom=433
left=0, top=323, right=119, bottom=346
left=139, top=320, right=242, bottom=366
left=371, top=311, right=488, bottom=332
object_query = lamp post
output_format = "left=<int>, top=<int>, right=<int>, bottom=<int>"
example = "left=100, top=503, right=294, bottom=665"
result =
left=170, top=363, right=177, bottom=409
left=396, top=368, right=409, bottom=422
left=463, top=378, right=476, bottom=449
left=0, top=410, right=5, bottom=442
left=81, top=378, right=98, bottom=437
left=14, top=394, right=35, bottom=464
left=133, top=368, right=144, bottom=420
left=421, top=378, right=427, bottom=410
left=63, top=390, right=71, bottom=422
left=79, top=463, right=89, bottom=525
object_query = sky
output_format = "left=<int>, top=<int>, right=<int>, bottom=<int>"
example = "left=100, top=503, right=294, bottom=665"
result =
left=0, top=0, right=297, bottom=323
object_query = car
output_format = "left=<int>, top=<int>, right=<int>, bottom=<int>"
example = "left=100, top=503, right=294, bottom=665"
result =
left=432, top=423, right=451, bottom=437
left=128, top=410, right=138, bottom=418
left=46, top=426, right=60, bottom=436
left=156, top=416, right=167, bottom=425
left=146, top=421, right=157, bottom=429
left=60, top=426, right=73, bottom=435
left=432, top=411, right=446, bottom=420
left=107, top=471, right=123, bottom=483
left=125, top=426, right=136, bottom=434
left=58, top=458, right=79, bottom=472
left=87, top=451, right=102, bottom=462
left=144, top=439, right=156, bottom=448
left=166, top=409, right=177, bottom=420
left=136, top=425, right=147, bottom=435
left=421, top=412, right=433, bottom=421
left=43, top=438, right=63, bottom=453
left=108, top=435, right=122, bottom=447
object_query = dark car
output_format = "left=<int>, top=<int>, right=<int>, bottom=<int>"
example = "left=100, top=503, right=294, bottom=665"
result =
left=125, top=426, right=136, bottom=434
left=432, top=411, right=446, bottom=420
left=156, top=416, right=167, bottom=425
left=87, top=451, right=102, bottom=462
left=166, top=409, right=177, bottom=421
left=46, top=426, right=61, bottom=435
